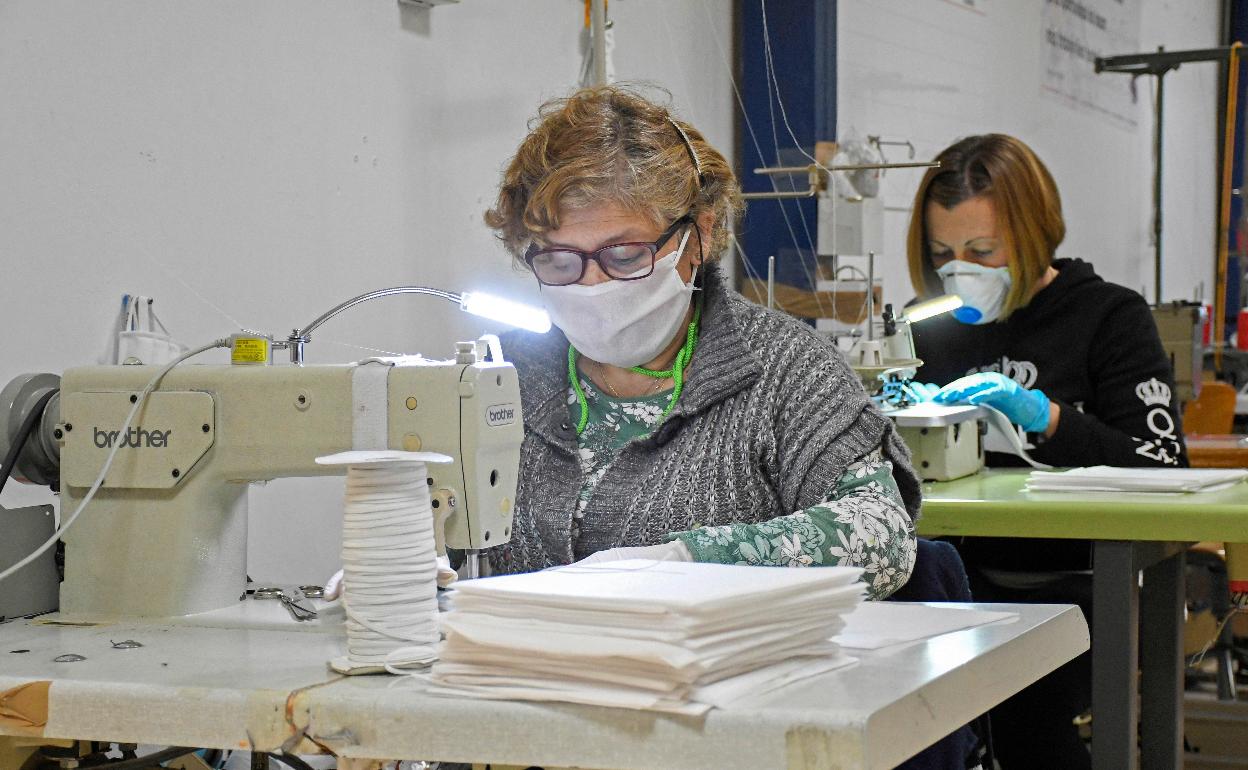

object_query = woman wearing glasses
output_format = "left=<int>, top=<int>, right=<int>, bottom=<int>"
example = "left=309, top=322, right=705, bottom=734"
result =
left=483, top=86, right=919, bottom=600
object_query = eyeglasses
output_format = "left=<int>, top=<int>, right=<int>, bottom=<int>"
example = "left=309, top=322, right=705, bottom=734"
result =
left=524, top=215, right=692, bottom=287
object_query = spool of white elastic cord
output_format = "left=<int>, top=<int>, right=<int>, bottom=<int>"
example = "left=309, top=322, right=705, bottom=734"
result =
left=316, top=450, right=453, bottom=675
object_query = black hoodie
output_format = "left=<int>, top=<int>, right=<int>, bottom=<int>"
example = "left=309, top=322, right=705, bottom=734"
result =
left=913, top=258, right=1187, bottom=571
left=913, top=258, right=1187, bottom=470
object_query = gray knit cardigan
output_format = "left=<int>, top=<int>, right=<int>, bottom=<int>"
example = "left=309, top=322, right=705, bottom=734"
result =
left=490, top=264, right=922, bottom=574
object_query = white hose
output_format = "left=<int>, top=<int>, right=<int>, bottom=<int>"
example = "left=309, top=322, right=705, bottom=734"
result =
left=339, top=460, right=440, bottom=673
left=0, top=339, right=230, bottom=585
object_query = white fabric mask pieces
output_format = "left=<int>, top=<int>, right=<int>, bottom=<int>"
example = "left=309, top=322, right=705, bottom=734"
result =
left=99, top=294, right=188, bottom=365
left=539, top=229, right=696, bottom=368
left=937, top=261, right=1012, bottom=325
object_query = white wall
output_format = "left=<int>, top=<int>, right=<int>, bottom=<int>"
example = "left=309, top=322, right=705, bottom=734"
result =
left=836, top=0, right=1221, bottom=309
left=0, top=0, right=735, bottom=584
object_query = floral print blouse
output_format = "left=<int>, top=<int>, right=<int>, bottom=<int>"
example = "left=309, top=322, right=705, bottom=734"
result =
left=570, top=379, right=917, bottom=599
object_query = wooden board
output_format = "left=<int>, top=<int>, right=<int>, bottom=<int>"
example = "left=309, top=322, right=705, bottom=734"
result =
left=1186, top=434, right=1248, bottom=469
left=739, top=278, right=882, bottom=321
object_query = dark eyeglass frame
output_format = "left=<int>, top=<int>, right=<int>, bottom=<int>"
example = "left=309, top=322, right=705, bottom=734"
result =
left=524, top=214, right=693, bottom=287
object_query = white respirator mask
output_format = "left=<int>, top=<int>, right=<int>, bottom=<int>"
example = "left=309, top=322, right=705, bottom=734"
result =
left=937, top=261, right=1012, bottom=325
left=540, top=229, right=697, bottom=368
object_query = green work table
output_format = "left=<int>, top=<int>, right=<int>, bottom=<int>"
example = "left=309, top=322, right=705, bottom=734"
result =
left=918, top=469, right=1248, bottom=542
left=917, top=469, right=1248, bottom=770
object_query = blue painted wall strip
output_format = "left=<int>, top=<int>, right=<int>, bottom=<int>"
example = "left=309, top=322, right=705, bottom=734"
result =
left=736, top=0, right=837, bottom=290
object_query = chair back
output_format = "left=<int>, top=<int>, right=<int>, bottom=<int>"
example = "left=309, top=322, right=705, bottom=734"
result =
left=1184, top=381, right=1237, bottom=435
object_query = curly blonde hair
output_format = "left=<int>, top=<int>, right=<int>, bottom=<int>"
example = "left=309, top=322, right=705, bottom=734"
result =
left=485, top=85, right=743, bottom=265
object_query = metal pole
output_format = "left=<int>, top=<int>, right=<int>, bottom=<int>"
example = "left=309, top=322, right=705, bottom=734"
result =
left=866, top=252, right=876, bottom=340
left=1139, top=550, right=1186, bottom=769
left=740, top=187, right=818, bottom=201
left=743, top=161, right=938, bottom=201
left=1096, top=46, right=1233, bottom=73
left=1092, top=542, right=1140, bottom=770
left=753, top=160, right=939, bottom=175
left=1155, top=66, right=1165, bottom=305
left=1095, top=45, right=1237, bottom=305
left=767, top=256, right=776, bottom=310
left=590, top=0, right=607, bottom=87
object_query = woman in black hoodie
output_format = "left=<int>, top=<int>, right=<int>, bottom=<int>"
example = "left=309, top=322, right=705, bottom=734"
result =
left=907, top=134, right=1187, bottom=770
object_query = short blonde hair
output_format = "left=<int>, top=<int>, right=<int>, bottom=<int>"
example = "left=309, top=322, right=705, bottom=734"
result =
left=906, top=134, right=1065, bottom=319
left=485, top=85, right=743, bottom=264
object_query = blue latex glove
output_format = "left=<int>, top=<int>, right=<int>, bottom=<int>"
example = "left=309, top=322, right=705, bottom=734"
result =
left=933, top=372, right=1051, bottom=433
left=903, top=382, right=942, bottom=403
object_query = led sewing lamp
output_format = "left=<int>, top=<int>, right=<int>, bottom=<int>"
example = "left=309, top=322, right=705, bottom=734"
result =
left=899, top=294, right=964, bottom=324
left=852, top=294, right=963, bottom=395
left=287, top=286, right=550, bottom=364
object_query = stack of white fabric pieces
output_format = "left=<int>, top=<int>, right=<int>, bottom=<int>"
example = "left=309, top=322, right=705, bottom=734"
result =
left=430, top=560, right=864, bottom=715
left=1026, top=466, right=1248, bottom=493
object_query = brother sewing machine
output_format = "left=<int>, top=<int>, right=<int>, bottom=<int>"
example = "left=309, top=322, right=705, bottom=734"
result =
left=0, top=287, right=531, bottom=622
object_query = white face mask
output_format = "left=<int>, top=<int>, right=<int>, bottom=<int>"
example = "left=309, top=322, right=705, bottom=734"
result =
left=539, top=229, right=696, bottom=368
left=937, top=261, right=1012, bottom=325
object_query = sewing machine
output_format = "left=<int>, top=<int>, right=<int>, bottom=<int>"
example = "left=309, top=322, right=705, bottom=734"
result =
left=0, top=342, right=523, bottom=621
left=851, top=301, right=987, bottom=482
left=888, top=403, right=986, bottom=481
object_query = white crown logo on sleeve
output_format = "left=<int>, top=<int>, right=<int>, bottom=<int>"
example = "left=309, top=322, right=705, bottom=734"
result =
left=1135, top=378, right=1172, bottom=407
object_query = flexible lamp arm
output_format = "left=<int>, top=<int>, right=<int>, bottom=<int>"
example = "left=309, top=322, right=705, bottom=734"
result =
left=288, top=287, right=463, bottom=364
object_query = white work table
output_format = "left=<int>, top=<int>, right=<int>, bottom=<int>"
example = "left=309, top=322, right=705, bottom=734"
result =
left=0, top=602, right=1087, bottom=769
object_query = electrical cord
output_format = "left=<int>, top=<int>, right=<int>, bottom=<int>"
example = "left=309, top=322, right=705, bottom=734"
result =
left=0, top=388, right=57, bottom=500
left=0, top=338, right=230, bottom=585
left=265, top=753, right=318, bottom=770
left=757, top=0, right=827, bottom=317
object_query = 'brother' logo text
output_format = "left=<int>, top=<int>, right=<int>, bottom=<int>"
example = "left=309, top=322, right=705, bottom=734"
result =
left=485, top=403, right=517, bottom=426
left=93, top=427, right=172, bottom=449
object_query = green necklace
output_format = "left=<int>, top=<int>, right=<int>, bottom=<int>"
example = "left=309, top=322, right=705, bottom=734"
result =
left=567, top=297, right=703, bottom=435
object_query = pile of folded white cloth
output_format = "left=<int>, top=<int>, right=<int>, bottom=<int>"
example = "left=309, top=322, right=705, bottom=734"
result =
left=429, top=559, right=864, bottom=715
left=1026, top=466, right=1248, bottom=493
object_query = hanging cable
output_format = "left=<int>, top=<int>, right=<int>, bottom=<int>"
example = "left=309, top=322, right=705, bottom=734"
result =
left=760, top=0, right=833, bottom=175
left=758, top=0, right=826, bottom=306
left=688, top=0, right=828, bottom=316
left=754, top=0, right=827, bottom=317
